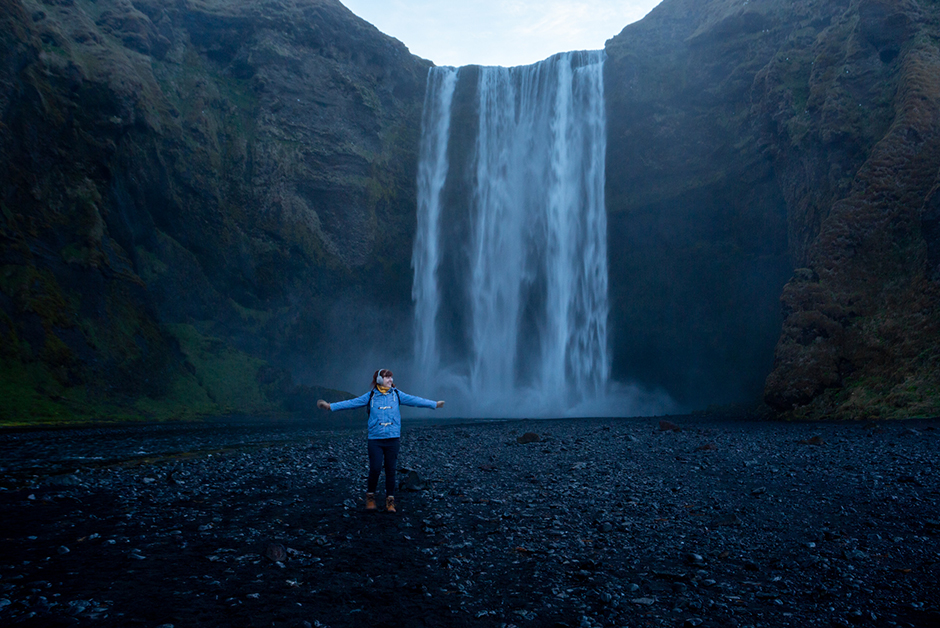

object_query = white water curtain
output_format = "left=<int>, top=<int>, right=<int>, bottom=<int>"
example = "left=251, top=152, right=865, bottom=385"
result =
left=413, top=51, right=609, bottom=415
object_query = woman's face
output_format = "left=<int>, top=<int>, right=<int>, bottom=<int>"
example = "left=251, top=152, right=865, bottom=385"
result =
left=382, top=373, right=394, bottom=387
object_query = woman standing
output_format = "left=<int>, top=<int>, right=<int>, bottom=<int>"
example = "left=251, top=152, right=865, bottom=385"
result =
left=317, top=369, right=444, bottom=512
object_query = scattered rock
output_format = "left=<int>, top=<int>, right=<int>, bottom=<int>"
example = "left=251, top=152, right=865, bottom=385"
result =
left=399, top=469, right=427, bottom=491
left=685, top=553, right=705, bottom=566
left=799, top=436, right=825, bottom=445
left=843, top=549, right=869, bottom=561
left=264, top=543, right=287, bottom=562
left=653, top=570, right=687, bottom=581
left=659, top=420, right=681, bottom=432
left=46, top=474, right=81, bottom=486
left=517, top=432, right=541, bottom=444
left=710, top=514, right=742, bottom=527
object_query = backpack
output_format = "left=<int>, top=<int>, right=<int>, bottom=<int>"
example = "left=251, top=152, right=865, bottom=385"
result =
left=367, top=388, right=400, bottom=416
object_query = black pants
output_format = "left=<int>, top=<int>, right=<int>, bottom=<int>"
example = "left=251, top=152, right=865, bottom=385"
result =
left=367, top=437, right=400, bottom=497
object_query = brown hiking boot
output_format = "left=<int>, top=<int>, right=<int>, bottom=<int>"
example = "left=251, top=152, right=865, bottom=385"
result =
left=365, top=493, right=376, bottom=511
left=385, top=496, right=396, bottom=513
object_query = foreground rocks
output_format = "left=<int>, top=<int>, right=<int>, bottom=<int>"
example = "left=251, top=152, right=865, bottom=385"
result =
left=0, top=416, right=938, bottom=627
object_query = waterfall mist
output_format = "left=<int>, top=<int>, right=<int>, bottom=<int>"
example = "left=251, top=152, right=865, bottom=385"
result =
left=413, top=52, right=676, bottom=417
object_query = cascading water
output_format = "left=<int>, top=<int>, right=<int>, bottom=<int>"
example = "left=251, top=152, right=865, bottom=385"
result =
left=413, top=51, right=609, bottom=416
left=412, top=67, right=458, bottom=385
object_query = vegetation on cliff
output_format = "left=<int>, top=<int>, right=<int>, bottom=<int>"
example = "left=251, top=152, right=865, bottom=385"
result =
left=0, top=0, right=428, bottom=424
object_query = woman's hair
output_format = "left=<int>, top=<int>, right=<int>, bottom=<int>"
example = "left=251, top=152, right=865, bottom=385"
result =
left=372, top=368, right=394, bottom=389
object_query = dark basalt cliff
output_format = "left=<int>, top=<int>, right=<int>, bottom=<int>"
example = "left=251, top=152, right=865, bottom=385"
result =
left=605, top=0, right=940, bottom=419
left=2, top=0, right=939, bottom=422
left=0, top=0, right=428, bottom=422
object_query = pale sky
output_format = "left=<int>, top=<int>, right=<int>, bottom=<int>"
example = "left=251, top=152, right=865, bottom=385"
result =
left=339, top=1, right=662, bottom=67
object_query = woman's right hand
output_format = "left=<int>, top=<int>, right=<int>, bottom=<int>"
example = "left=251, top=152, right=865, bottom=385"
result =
left=317, top=399, right=330, bottom=410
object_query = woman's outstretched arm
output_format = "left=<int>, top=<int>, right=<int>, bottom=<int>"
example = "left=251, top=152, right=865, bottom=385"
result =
left=317, top=391, right=371, bottom=412
left=397, top=391, right=445, bottom=409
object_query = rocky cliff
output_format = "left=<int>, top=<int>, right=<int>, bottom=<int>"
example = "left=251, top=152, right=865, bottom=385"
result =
left=3, top=0, right=939, bottom=423
left=0, top=0, right=429, bottom=422
left=605, top=0, right=940, bottom=418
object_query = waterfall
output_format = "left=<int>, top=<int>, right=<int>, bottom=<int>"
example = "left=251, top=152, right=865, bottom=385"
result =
left=413, top=51, right=609, bottom=415
left=412, top=67, right=458, bottom=385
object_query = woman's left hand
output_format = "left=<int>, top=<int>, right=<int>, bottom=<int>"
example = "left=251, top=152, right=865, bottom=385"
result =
left=436, top=400, right=445, bottom=409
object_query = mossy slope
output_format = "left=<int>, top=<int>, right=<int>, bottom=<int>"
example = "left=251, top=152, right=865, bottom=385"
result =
left=0, top=0, right=428, bottom=424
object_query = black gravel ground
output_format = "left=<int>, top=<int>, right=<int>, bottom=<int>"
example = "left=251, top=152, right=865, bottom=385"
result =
left=0, top=416, right=938, bottom=628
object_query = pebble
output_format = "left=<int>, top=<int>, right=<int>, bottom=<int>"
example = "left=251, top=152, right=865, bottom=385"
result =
left=685, top=553, right=705, bottom=565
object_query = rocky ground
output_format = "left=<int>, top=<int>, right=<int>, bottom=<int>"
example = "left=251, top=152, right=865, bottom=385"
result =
left=0, top=415, right=938, bottom=628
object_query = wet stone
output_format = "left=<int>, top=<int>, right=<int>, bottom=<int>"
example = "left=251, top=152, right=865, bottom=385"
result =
left=399, top=469, right=427, bottom=491
left=685, top=553, right=705, bottom=565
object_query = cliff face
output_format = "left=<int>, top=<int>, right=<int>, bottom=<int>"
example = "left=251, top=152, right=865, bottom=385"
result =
left=0, top=0, right=428, bottom=422
left=3, top=0, right=939, bottom=423
left=604, top=0, right=794, bottom=409
left=605, top=0, right=940, bottom=418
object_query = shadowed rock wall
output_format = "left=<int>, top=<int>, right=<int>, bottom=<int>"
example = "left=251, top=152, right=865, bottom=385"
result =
left=605, top=0, right=940, bottom=418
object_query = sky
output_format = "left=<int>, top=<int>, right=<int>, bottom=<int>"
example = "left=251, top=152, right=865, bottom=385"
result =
left=339, top=0, right=662, bottom=68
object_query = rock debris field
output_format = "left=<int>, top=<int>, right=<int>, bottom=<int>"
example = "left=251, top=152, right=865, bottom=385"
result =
left=0, top=415, right=938, bottom=628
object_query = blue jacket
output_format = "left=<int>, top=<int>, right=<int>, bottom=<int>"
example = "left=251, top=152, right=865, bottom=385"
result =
left=329, top=388, right=437, bottom=439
